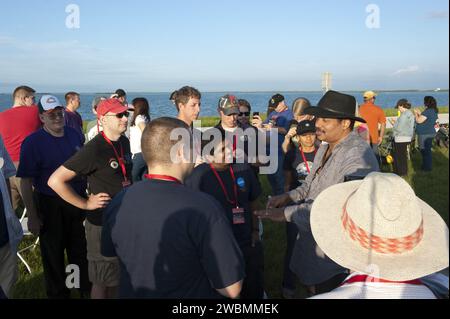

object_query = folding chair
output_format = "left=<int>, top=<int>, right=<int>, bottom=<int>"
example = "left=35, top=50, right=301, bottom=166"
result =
left=16, top=208, right=39, bottom=274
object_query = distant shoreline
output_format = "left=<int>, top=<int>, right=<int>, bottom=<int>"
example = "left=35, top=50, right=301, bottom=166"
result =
left=1, top=89, right=449, bottom=95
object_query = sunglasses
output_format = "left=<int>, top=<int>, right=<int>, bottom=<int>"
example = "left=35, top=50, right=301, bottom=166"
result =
left=239, top=112, right=250, bottom=117
left=105, top=111, right=130, bottom=119
left=45, top=110, right=64, bottom=120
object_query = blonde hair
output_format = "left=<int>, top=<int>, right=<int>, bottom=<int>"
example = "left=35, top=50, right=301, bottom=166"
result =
left=292, top=98, right=311, bottom=117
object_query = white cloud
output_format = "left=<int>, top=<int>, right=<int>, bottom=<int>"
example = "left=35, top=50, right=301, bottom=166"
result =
left=392, top=65, right=420, bottom=76
left=426, top=11, right=449, bottom=20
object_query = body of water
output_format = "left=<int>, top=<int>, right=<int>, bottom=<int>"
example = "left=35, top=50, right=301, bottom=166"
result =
left=0, top=91, right=448, bottom=121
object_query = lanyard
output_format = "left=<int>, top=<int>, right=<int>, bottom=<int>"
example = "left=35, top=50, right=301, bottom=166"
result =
left=342, top=275, right=422, bottom=286
left=101, top=132, right=128, bottom=183
left=209, top=164, right=239, bottom=208
left=144, top=174, right=182, bottom=184
left=299, top=146, right=317, bottom=174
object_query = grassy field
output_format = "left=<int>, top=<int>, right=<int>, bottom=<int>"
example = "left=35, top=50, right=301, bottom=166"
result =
left=11, top=142, right=449, bottom=299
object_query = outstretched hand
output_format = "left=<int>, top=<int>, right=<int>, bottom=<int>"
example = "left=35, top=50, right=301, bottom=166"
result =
left=254, top=208, right=286, bottom=222
left=267, top=193, right=292, bottom=209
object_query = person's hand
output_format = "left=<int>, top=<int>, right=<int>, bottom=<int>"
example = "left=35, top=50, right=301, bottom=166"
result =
left=28, top=215, right=42, bottom=236
left=377, top=136, right=383, bottom=145
left=85, top=193, right=111, bottom=210
left=286, top=126, right=297, bottom=139
left=251, top=230, right=260, bottom=247
left=267, top=193, right=292, bottom=208
left=413, top=108, right=421, bottom=116
left=251, top=116, right=263, bottom=128
left=254, top=208, right=286, bottom=222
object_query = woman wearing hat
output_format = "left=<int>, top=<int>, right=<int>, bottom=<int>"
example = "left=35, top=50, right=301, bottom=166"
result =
left=392, top=99, right=415, bottom=176
left=310, top=173, right=449, bottom=299
left=281, top=119, right=319, bottom=298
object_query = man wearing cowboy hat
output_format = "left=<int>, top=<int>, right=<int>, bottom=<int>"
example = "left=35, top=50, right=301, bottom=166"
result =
left=310, top=172, right=449, bottom=299
left=255, top=90, right=380, bottom=296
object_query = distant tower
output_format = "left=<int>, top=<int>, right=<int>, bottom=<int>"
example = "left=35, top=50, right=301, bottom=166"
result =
left=321, top=72, right=332, bottom=94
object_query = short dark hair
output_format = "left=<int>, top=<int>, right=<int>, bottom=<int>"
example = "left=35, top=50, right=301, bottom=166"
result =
left=171, top=86, right=201, bottom=111
left=65, top=91, right=79, bottom=103
left=115, top=89, right=126, bottom=97
left=141, top=117, right=191, bottom=165
left=237, top=99, right=251, bottom=112
left=201, top=129, right=227, bottom=157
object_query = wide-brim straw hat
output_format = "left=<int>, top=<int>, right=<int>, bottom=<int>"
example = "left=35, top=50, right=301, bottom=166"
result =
left=310, top=172, right=449, bottom=281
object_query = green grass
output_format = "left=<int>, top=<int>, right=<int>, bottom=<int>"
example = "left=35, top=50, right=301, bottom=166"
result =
left=196, top=107, right=448, bottom=126
left=11, top=146, right=449, bottom=299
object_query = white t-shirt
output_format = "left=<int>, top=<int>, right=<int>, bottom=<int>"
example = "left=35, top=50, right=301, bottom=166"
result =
left=130, top=114, right=149, bottom=155
left=310, top=272, right=437, bottom=299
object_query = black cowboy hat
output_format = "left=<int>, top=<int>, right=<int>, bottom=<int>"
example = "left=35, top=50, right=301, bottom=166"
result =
left=303, top=90, right=366, bottom=123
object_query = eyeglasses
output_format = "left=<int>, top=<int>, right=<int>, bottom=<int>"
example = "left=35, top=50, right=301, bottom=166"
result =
left=45, top=110, right=64, bottom=120
left=239, top=112, right=250, bottom=117
left=105, top=111, right=129, bottom=119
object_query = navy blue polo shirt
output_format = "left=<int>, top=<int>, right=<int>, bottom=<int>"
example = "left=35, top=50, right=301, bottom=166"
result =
left=16, top=127, right=86, bottom=197
left=0, top=191, right=8, bottom=247
left=101, top=179, right=245, bottom=299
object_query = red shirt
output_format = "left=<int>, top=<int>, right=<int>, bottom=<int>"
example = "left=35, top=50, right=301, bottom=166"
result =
left=0, top=105, right=41, bottom=162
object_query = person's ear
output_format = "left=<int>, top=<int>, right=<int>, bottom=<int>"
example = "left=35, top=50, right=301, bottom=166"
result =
left=342, top=119, right=351, bottom=130
left=39, top=114, right=45, bottom=123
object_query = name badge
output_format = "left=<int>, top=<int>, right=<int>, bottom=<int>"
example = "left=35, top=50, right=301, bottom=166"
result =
left=232, top=207, right=245, bottom=225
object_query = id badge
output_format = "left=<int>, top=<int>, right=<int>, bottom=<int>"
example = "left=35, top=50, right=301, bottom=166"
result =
left=122, top=180, right=131, bottom=188
left=232, top=207, right=245, bottom=225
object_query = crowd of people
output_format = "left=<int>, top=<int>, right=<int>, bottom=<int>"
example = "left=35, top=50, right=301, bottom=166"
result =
left=0, top=85, right=448, bottom=299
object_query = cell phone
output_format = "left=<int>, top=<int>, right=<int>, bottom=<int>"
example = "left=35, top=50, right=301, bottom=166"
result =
left=253, top=112, right=259, bottom=118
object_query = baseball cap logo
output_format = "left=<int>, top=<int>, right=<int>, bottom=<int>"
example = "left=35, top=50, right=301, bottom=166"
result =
left=47, top=97, right=57, bottom=103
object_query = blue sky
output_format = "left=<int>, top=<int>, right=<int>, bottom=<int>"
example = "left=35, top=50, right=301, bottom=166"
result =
left=0, top=0, right=448, bottom=92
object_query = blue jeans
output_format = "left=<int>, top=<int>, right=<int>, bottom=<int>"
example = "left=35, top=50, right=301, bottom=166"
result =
left=131, top=153, right=147, bottom=182
left=418, top=134, right=435, bottom=171
left=267, top=153, right=285, bottom=196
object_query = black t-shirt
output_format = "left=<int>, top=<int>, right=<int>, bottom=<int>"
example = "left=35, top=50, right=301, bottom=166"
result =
left=185, top=163, right=262, bottom=247
left=283, top=145, right=317, bottom=190
left=101, top=179, right=245, bottom=299
left=63, top=134, right=132, bottom=226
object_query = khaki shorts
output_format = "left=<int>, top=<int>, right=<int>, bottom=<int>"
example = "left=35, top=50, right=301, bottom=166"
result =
left=85, top=220, right=119, bottom=287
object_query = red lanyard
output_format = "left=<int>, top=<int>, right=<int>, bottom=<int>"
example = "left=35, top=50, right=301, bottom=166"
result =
left=209, top=164, right=239, bottom=208
left=101, top=132, right=129, bottom=183
left=299, top=146, right=317, bottom=174
left=342, top=275, right=422, bottom=286
left=144, top=174, right=182, bottom=184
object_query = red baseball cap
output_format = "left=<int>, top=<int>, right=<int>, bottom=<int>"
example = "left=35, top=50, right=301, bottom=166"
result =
left=97, top=98, right=129, bottom=118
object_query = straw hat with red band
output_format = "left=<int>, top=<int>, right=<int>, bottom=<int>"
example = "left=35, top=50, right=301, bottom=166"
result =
left=310, top=172, right=449, bottom=282
left=96, top=98, right=129, bottom=118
